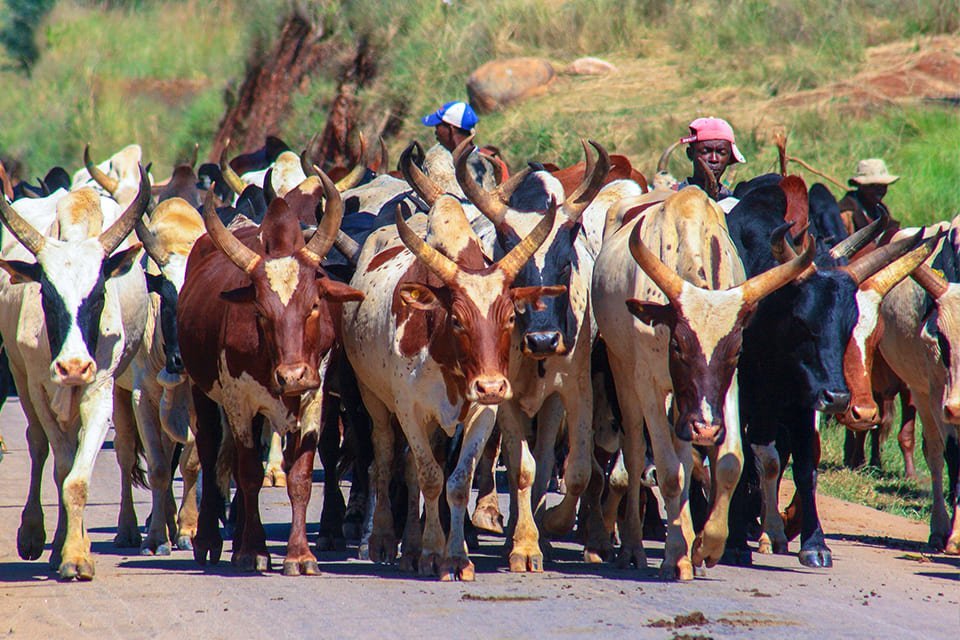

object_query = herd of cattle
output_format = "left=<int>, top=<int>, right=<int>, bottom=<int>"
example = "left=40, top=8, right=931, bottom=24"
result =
left=0, top=132, right=957, bottom=583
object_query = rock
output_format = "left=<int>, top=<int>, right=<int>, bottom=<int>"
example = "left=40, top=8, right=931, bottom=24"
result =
left=564, top=57, right=618, bottom=76
left=467, top=57, right=556, bottom=113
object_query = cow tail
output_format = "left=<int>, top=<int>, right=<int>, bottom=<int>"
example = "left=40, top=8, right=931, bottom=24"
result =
left=131, top=425, right=149, bottom=490
left=215, top=418, right=235, bottom=499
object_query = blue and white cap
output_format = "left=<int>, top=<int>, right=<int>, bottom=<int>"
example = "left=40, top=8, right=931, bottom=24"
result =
left=421, top=101, right=479, bottom=130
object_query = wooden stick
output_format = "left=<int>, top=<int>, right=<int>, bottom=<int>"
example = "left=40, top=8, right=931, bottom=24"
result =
left=786, top=155, right=847, bottom=191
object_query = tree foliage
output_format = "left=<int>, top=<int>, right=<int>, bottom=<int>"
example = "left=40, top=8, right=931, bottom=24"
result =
left=0, top=0, right=56, bottom=75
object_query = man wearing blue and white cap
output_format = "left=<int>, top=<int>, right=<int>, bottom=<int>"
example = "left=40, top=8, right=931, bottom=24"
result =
left=421, top=100, right=497, bottom=191
left=421, top=101, right=479, bottom=152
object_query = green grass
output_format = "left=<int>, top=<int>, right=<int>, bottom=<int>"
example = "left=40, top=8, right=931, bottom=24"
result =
left=816, top=416, right=933, bottom=522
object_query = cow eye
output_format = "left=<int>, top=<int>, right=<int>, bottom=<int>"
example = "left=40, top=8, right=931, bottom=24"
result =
left=451, top=314, right=464, bottom=331
left=505, top=312, right=516, bottom=327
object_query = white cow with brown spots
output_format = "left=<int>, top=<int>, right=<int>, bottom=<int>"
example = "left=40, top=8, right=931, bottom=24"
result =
left=592, top=186, right=814, bottom=579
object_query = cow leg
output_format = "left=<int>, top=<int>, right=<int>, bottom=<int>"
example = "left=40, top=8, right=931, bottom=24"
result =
left=789, top=411, right=831, bottom=568
left=130, top=387, right=176, bottom=555
left=398, top=447, right=423, bottom=572
left=231, top=423, right=269, bottom=572
left=365, top=391, right=397, bottom=564
left=916, top=399, right=952, bottom=551
left=176, top=437, right=199, bottom=550
left=471, top=425, right=504, bottom=534
left=544, top=381, right=595, bottom=538
left=578, top=451, right=611, bottom=563
left=263, top=431, right=286, bottom=488
left=944, top=429, right=960, bottom=555
left=499, top=402, right=542, bottom=572
left=317, top=394, right=346, bottom=552
left=191, top=387, right=223, bottom=565
left=531, top=395, right=563, bottom=523
left=614, top=406, right=648, bottom=570
left=648, top=417, right=695, bottom=581
left=692, top=381, right=743, bottom=569
left=898, top=392, right=918, bottom=480
left=282, top=429, right=320, bottom=576
left=396, top=418, right=445, bottom=577
left=843, top=430, right=867, bottom=470
left=602, top=449, right=628, bottom=541
left=339, top=363, right=373, bottom=541
left=752, top=442, right=788, bottom=555
left=113, top=386, right=143, bottom=549
left=17, top=415, right=49, bottom=561
left=440, top=405, right=496, bottom=582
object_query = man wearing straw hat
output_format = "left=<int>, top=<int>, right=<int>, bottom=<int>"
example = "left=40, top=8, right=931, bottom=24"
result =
left=839, top=158, right=899, bottom=233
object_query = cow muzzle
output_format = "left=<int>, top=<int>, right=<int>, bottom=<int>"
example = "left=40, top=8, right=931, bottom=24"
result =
left=814, top=389, right=851, bottom=414
left=943, top=401, right=960, bottom=425
left=469, top=376, right=512, bottom=404
left=273, top=362, right=320, bottom=396
left=689, top=421, right=725, bottom=447
left=522, top=331, right=565, bottom=358
left=52, top=358, right=97, bottom=386
left=838, top=402, right=881, bottom=431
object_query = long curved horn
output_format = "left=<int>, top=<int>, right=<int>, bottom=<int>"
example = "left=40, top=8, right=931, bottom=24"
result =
left=399, top=141, right=442, bottom=206
left=395, top=202, right=459, bottom=284
left=913, top=262, right=950, bottom=299
left=200, top=189, right=261, bottom=274
left=218, top=141, right=247, bottom=196
left=99, top=164, right=151, bottom=254
left=696, top=156, right=719, bottom=201
left=741, top=235, right=816, bottom=304
left=0, top=161, right=13, bottom=201
left=628, top=217, right=685, bottom=302
left=189, top=143, right=199, bottom=169
left=829, top=209, right=889, bottom=260
left=770, top=221, right=798, bottom=263
left=300, top=148, right=320, bottom=178
left=334, top=132, right=367, bottom=191
left=865, top=234, right=939, bottom=296
left=842, top=230, right=925, bottom=286
left=262, top=168, right=277, bottom=203
left=374, top=136, right=389, bottom=175
left=564, top=139, right=611, bottom=220
left=0, top=186, right=46, bottom=255
left=84, top=144, right=119, bottom=194
left=300, top=168, right=343, bottom=264
left=453, top=135, right=509, bottom=226
left=657, top=139, right=683, bottom=173
left=497, top=199, right=558, bottom=283
left=135, top=219, right=170, bottom=266
left=335, top=230, right=361, bottom=265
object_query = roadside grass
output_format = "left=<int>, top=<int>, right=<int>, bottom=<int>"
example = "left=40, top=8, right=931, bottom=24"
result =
left=816, top=416, right=933, bottom=522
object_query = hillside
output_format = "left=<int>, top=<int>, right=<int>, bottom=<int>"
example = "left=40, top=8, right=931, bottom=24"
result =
left=0, top=0, right=958, bottom=224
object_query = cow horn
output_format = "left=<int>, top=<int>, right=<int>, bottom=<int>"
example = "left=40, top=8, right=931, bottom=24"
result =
left=189, top=143, right=199, bottom=169
left=829, top=210, right=889, bottom=260
left=497, top=198, right=558, bottom=283
left=135, top=219, right=170, bottom=267
left=399, top=141, right=442, bottom=206
left=657, top=139, right=683, bottom=173
left=395, top=202, right=459, bottom=284
left=842, top=230, right=926, bottom=286
left=912, top=262, right=950, bottom=299
left=628, top=217, right=685, bottom=302
left=741, top=234, right=816, bottom=304
left=374, top=136, right=389, bottom=175
left=303, top=130, right=324, bottom=171
left=454, top=135, right=509, bottom=226
left=262, top=167, right=277, bottom=203
left=332, top=133, right=367, bottom=192
left=0, top=161, right=13, bottom=201
left=770, top=221, right=798, bottom=263
left=492, top=164, right=533, bottom=204
left=564, top=139, right=610, bottom=220
left=0, top=186, right=47, bottom=255
left=335, top=230, right=361, bottom=265
left=200, top=189, right=261, bottom=274
left=99, top=164, right=151, bottom=255
left=696, top=156, right=719, bottom=201
left=300, top=167, right=343, bottom=264
left=218, top=141, right=247, bottom=196
left=84, top=144, right=119, bottom=194
left=864, top=233, right=939, bottom=296
left=300, top=149, right=320, bottom=178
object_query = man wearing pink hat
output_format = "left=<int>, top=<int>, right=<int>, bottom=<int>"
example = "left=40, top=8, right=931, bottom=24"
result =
left=677, top=116, right=746, bottom=200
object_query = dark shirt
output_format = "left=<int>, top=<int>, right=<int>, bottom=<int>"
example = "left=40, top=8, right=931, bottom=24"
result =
left=838, top=190, right=891, bottom=232
left=676, top=178, right=733, bottom=201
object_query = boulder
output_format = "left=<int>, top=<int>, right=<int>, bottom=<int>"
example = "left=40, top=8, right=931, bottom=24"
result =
left=564, top=56, right=618, bottom=76
left=467, top=57, right=556, bottom=113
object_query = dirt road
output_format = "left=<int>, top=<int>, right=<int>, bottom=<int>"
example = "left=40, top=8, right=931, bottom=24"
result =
left=0, top=399, right=956, bottom=639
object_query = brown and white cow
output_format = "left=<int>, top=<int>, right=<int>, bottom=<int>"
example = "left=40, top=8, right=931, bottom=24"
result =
left=179, top=172, right=363, bottom=575
left=342, top=193, right=560, bottom=580
left=592, top=186, right=814, bottom=579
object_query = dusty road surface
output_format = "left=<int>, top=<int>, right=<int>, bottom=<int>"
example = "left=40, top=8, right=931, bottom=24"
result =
left=0, top=399, right=956, bottom=639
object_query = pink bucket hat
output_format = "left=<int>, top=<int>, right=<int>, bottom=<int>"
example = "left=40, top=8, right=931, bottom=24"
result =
left=680, top=117, right=746, bottom=164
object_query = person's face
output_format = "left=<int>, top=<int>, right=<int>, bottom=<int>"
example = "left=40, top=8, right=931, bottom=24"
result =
left=858, top=183, right=887, bottom=208
left=435, top=122, right=455, bottom=151
left=688, top=139, right=734, bottom=183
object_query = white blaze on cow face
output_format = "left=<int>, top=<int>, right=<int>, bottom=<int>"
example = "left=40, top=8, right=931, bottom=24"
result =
left=264, top=256, right=301, bottom=306
left=677, top=284, right=746, bottom=363
left=852, top=288, right=883, bottom=365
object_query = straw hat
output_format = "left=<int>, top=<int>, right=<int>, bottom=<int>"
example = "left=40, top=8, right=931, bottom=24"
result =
left=849, top=158, right=899, bottom=186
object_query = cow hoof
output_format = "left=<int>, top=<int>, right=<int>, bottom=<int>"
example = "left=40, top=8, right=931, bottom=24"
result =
left=192, top=536, right=223, bottom=566
left=233, top=552, right=270, bottom=573
left=509, top=548, right=544, bottom=573
left=140, top=541, right=172, bottom=556
left=398, top=551, right=419, bottom=573
left=368, top=533, right=398, bottom=564
left=615, top=545, right=647, bottom=570
left=176, top=535, right=193, bottom=551
left=263, top=468, right=286, bottom=488
left=59, top=559, right=94, bottom=582
left=282, top=558, right=320, bottom=576
left=927, top=533, right=947, bottom=552
left=315, top=534, right=347, bottom=553
left=113, top=526, right=142, bottom=549
left=945, top=537, right=960, bottom=555
left=660, top=558, right=694, bottom=581
left=798, top=548, right=833, bottom=568
left=342, top=519, right=363, bottom=542
left=720, top=547, right=752, bottom=566
left=418, top=552, right=442, bottom=576
left=439, top=557, right=475, bottom=582
left=17, top=522, right=46, bottom=561
left=694, top=564, right=707, bottom=577
left=471, top=504, right=505, bottom=535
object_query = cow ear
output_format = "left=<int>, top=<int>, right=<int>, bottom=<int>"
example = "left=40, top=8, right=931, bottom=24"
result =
left=220, top=284, right=256, bottom=304
left=104, top=243, right=143, bottom=279
left=0, top=259, right=41, bottom=284
left=626, top=299, right=675, bottom=327
left=511, top=285, right=566, bottom=312
left=399, top=283, right=442, bottom=310
left=317, top=277, right=364, bottom=303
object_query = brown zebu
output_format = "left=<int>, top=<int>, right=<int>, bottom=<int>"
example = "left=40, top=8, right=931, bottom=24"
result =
left=179, top=174, right=362, bottom=574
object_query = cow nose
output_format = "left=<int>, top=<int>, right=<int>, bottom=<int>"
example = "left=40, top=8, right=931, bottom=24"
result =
left=816, top=389, right=850, bottom=414
left=690, top=421, right=725, bottom=446
left=473, top=376, right=511, bottom=404
left=849, top=403, right=880, bottom=427
left=524, top=331, right=562, bottom=355
left=166, top=351, right=184, bottom=375
left=54, top=358, right=97, bottom=385
left=274, top=363, right=318, bottom=395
